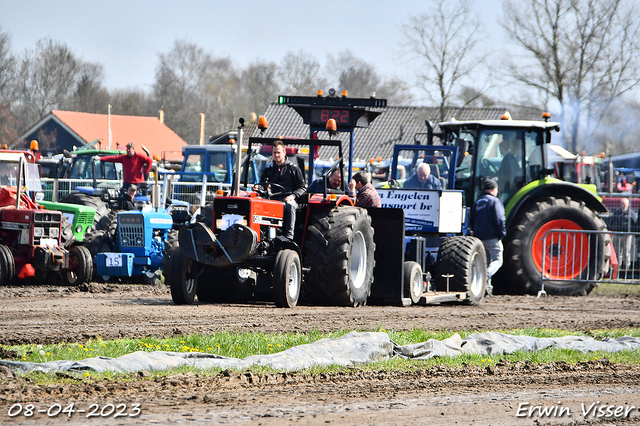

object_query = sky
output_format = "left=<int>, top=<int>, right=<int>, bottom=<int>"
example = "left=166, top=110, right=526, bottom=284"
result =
left=1, top=0, right=504, bottom=93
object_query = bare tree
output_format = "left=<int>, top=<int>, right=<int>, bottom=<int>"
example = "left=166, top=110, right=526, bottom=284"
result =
left=0, top=28, right=18, bottom=147
left=239, top=60, right=280, bottom=119
left=326, top=50, right=381, bottom=98
left=68, top=62, right=110, bottom=114
left=278, top=50, right=327, bottom=95
left=13, top=38, right=85, bottom=128
left=0, top=27, right=16, bottom=104
left=152, top=40, right=242, bottom=143
left=503, top=0, right=640, bottom=153
left=109, top=88, right=154, bottom=117
left=401, top=0, right=487, bottom=120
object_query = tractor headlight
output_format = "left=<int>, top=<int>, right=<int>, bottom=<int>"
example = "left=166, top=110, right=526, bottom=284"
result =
left=121, top=236, right=129, bottom=245
left=135, top=236, right=143, bottom=245
left=75, top=225, right=82, bottom=233
left=33, top=227, right=44, bottom=237
left=49, top=227, right=59, bottom=238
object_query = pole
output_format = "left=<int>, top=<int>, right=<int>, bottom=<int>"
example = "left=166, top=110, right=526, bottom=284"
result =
left=108, top=104, right=112, bottom=150
left=233, top=120, right=244, bottom=197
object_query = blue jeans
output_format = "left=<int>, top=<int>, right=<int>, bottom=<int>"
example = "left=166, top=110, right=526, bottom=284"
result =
left=282, top=199, right=297, bottom=239
left=482, top=238, right=503, bottom=279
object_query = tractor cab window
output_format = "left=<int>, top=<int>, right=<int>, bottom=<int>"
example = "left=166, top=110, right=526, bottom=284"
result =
left=184, top=153, right=203, bottom=173
left=524, top=131, right=544, bottom=182
left=101, top=161, right=121, bottom=180
left=475, top=129, right=525, bottom=203
left=0, top=161, right=18, bottom=186
left=208, top=152, right=229, bottom=183
left=181, top=153, right=204, bottom=182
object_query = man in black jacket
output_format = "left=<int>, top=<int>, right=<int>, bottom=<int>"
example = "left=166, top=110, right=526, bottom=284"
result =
left=255, top=140, right=306, bottom=239
left=470, top=178, right=506, bottom=295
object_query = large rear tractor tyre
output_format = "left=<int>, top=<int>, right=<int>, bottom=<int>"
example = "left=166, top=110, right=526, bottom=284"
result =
left=63, top=245, right=93, bottom=286
left=0, top=244, right=15, bottom=286
left=273, top=249, right=301, bottom=308
left=404, top=261, right=424, bottom=305
left=303, top=206, right=375, bottom=307
left=60, top=216, right=76, bottom=248
left=60, top=193, right=110, bottom=230
left=504, top=196, right=607, bottom=296
left=83, top=230, right=114, bottom=257
left=169, top=248, right=198, bottom=305
left=433, top=236, right=487, bottom=305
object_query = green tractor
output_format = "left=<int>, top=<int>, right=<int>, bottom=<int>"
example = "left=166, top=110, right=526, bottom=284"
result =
left=434, top=113, right=610, bottom=296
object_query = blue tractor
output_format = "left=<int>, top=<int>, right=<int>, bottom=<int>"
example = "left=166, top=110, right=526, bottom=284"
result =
left=92, top=209, right=173, bottom=285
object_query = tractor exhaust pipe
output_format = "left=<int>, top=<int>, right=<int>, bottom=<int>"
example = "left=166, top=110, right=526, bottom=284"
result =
left=16, top=156, right=23, bottom=209
left=232, top=118, right=245, bottom=197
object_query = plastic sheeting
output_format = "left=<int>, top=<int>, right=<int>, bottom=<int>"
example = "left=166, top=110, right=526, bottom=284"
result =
left=2, top=331, right=640, bottom=375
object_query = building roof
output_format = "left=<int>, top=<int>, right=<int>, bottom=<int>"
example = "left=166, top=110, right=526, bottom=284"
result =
left=18, top=110, right=186, bottom=157
left=250, top=103, right=510, bottom=162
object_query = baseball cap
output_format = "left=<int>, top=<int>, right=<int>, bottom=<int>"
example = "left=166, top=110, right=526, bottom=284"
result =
left=483, top=178, right=498, bottom=191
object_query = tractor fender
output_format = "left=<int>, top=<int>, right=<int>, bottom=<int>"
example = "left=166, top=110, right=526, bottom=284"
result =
left=506, top=180, right=607, bottom=229
left=273, top=235, right=301, bottom=258
left=177, top=222, right=217, bottom=265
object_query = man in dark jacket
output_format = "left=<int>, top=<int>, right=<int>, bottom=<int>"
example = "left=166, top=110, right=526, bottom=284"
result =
left=255, top=140, right=306, bottom=239
left=403, top=163, right=442, bottom=190
left=305, top=168, right=353, bottom=197
left=118, top=185, right=138, bottom=211
left=470, top=178, right=506, bottom=294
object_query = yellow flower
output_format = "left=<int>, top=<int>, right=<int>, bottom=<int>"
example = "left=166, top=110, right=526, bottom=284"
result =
left=84, top=372, right=90, bottom=377
left=46, top=352, right=50, bottom=356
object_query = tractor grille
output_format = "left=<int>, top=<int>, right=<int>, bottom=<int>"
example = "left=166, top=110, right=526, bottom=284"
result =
left=33, top=212, right=62, bottom=245
left=118, top=215, right=144, bottom=247
left=77, top=211, right=93, bottom=225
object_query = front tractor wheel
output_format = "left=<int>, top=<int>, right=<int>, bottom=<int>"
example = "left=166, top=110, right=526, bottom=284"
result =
left=273, top=249, right=301, bottom=308
left=503, top=196, right=607, bottom=296
left=303, top=206, right=375, bottom=307
left=64, top=245, right=93, bottom=286
left=0, top=244, right=15, bottom=286
left=433, top=236, right=487, bottom=305
left=403, top=261, right=424, bottom=305
left=169, top=248, right=199, bottom=305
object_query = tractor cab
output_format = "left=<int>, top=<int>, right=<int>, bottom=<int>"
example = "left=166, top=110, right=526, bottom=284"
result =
left=439, top=115, right=556, bottom=211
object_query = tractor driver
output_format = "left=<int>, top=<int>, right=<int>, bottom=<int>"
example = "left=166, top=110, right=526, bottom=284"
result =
left=254, top=140, right=306, bottom=240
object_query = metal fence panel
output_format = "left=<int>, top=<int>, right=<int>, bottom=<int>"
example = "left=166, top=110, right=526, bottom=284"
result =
left=541, top=229, right=640, bottom=287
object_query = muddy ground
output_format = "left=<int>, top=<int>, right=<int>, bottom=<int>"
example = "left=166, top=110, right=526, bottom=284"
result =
left=1, top=284, right=640, bottom=425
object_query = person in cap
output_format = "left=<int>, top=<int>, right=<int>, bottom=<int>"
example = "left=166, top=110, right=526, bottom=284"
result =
left=98, top=142, right=152, bottom=193
left=118, top=184, right=138, bottom=211
left=469, top=178, right=506, bottom=295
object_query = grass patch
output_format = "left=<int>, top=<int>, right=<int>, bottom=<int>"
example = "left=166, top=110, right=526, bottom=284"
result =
left=4, top=327, right=640, bottom=382
left=592, top=282, right=640, bottom=296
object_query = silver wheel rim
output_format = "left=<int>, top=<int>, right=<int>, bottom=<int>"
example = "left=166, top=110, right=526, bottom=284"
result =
left=411, top=270, right=422, bottom=299
left=469, top=252, right=484, bottom=297
left=351, top=230, right=367, bottom=290
left=287, top=261, right=300, bottom=300
left=66, top=271, right=78, bottom=284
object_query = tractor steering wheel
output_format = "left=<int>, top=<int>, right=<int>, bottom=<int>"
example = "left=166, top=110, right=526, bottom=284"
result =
left=253, top=182, right=287, bottom=199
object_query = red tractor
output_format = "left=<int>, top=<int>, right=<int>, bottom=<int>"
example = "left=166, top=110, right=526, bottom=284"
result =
left=0, top=152, right=92, bottom=286
left=169, top=136, right=375, bottom=307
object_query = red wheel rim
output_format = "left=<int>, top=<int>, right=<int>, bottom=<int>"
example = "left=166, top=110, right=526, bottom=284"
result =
left=532, top=219, right=589, bottom=280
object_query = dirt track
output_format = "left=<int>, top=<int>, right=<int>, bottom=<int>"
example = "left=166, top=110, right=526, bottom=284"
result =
left=1, top=284, right=640, bottom=425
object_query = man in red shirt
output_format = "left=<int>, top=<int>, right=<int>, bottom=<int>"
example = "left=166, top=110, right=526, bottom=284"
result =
left=98, top=143, right=152, bottom=193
